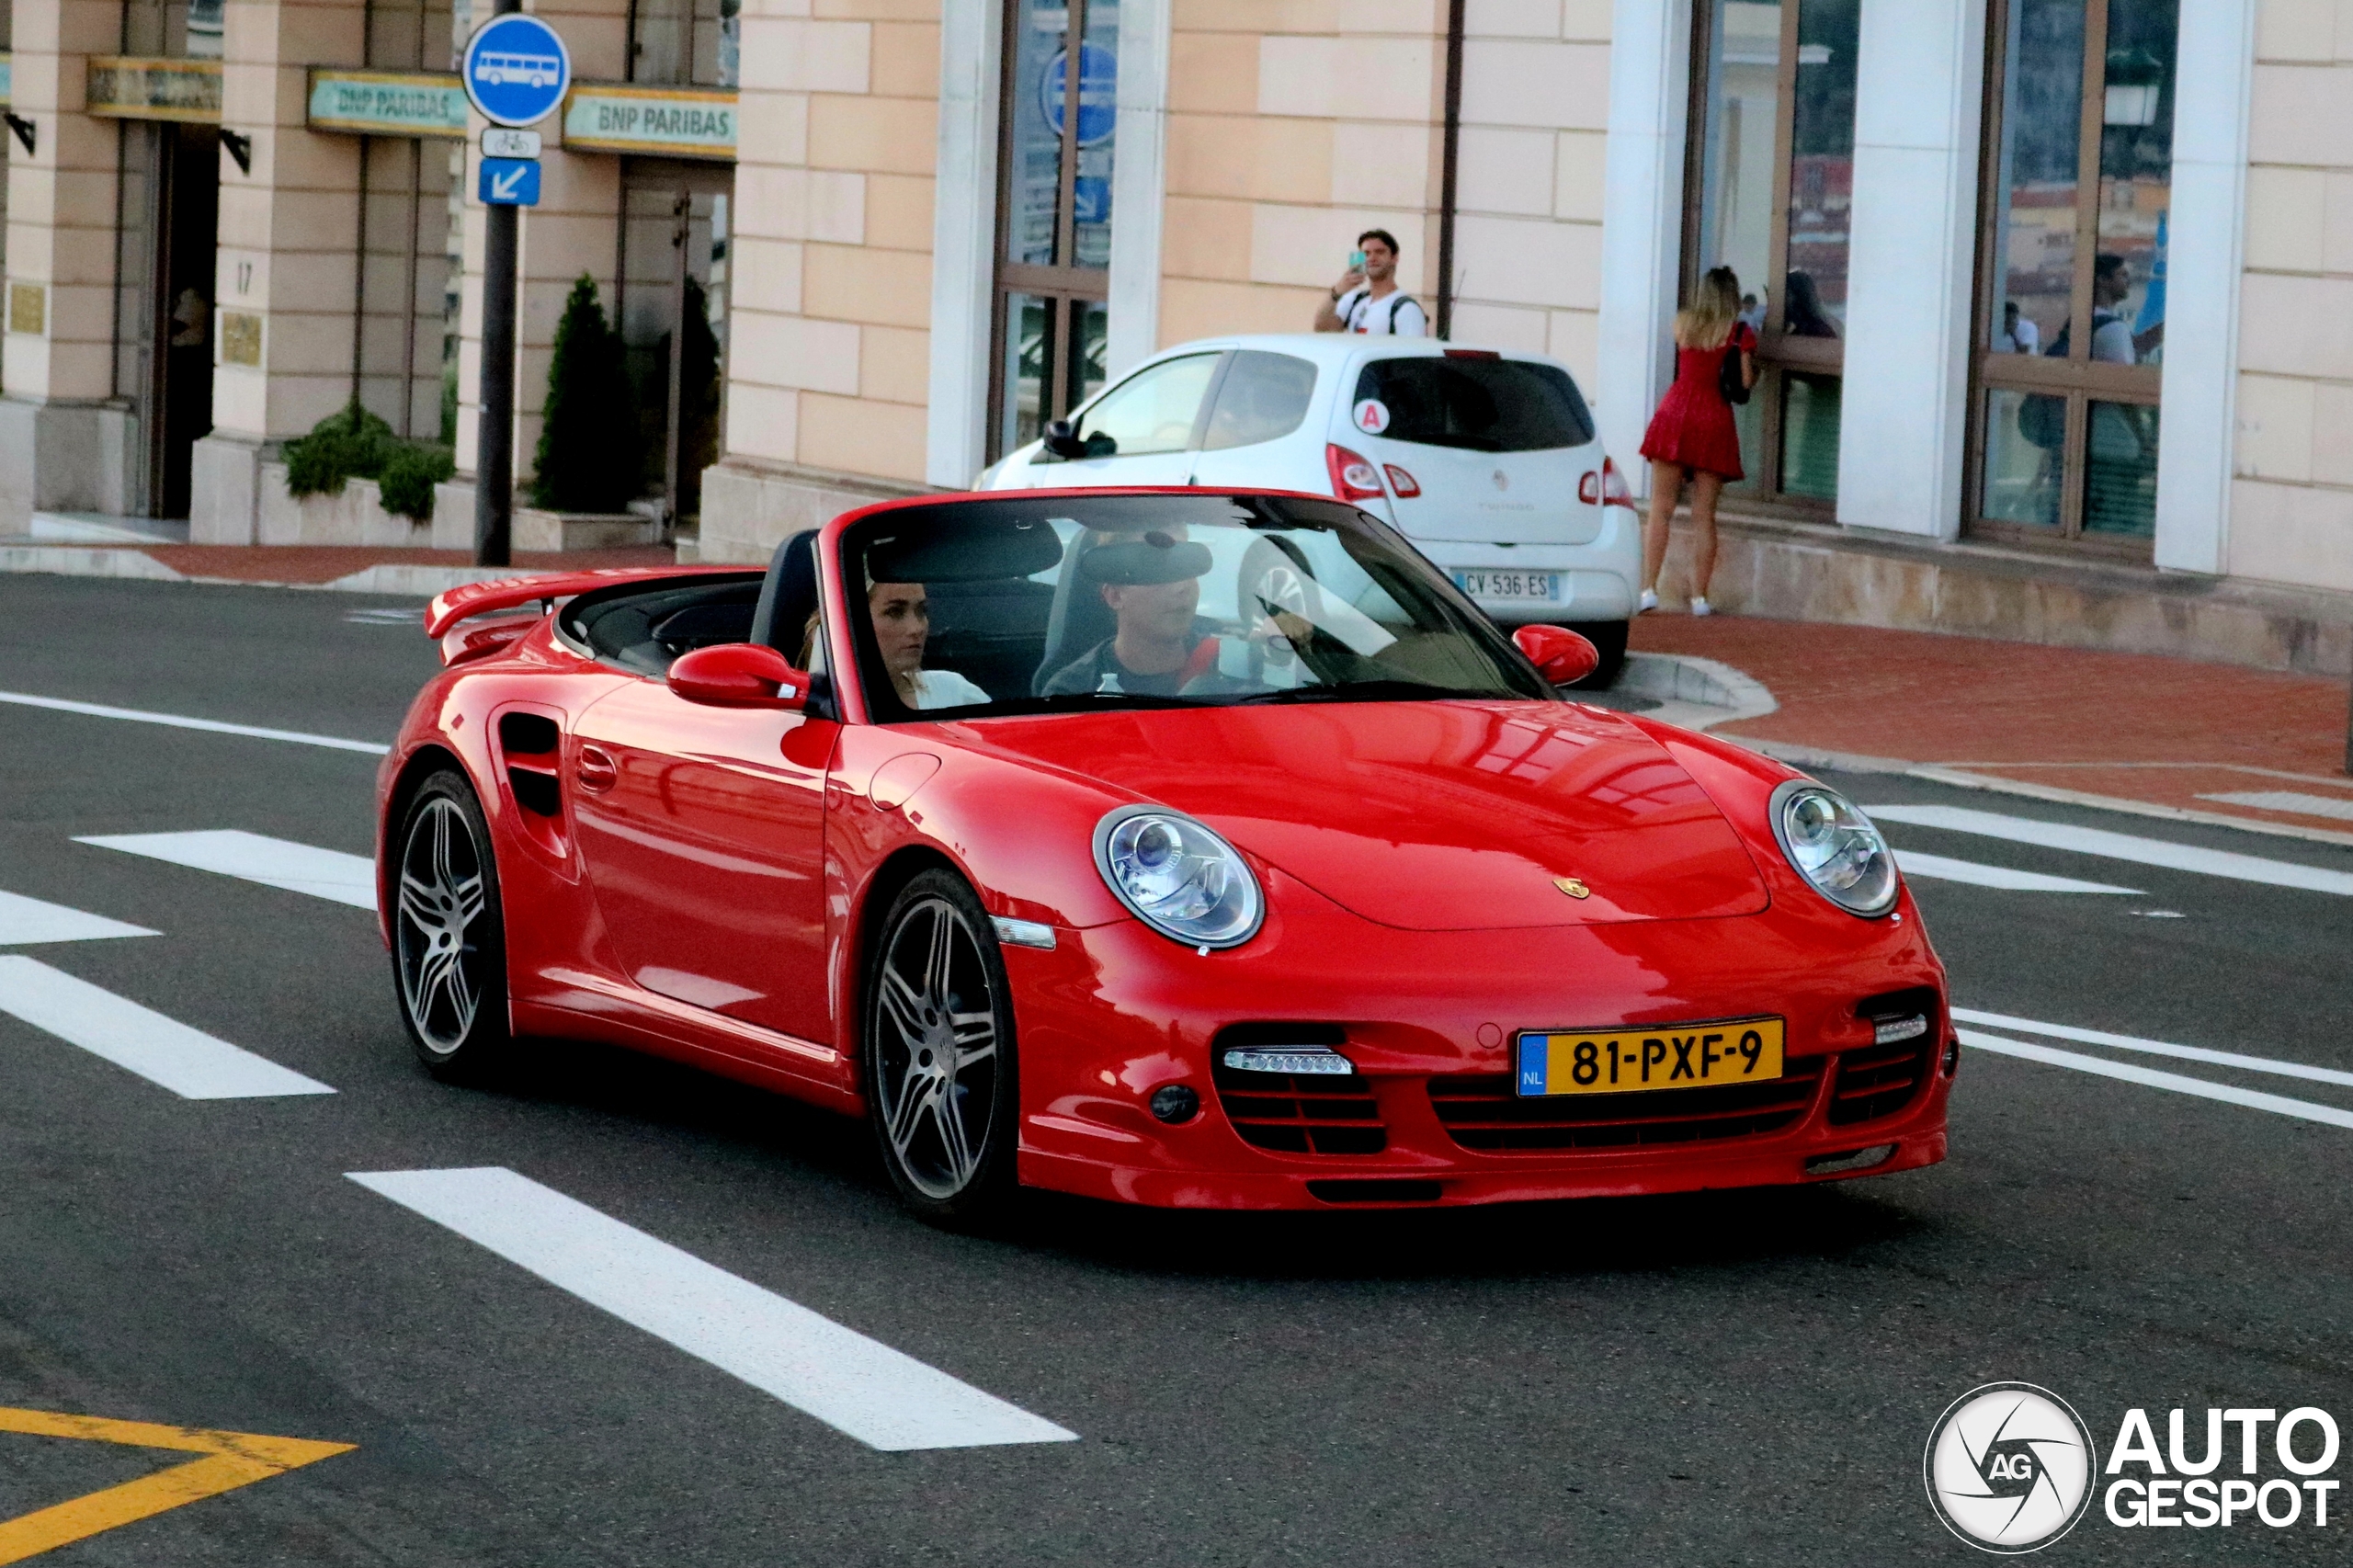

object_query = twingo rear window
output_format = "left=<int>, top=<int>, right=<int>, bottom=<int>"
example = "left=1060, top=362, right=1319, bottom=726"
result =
left=1353, top=357, right=1595, bottom=452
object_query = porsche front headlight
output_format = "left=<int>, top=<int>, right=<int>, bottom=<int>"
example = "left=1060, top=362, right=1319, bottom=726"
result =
left=1093, top=807, right=1264, bottom=949
left=1768, top=780, right=1899, bottom=916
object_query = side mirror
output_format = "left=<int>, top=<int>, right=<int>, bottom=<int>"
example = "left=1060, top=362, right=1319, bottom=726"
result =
left=668, top=642, right=810, bottom=710
left=1043, top=418, right=1087, bottom=460
left=1513, top=624, right=1601, bottom=687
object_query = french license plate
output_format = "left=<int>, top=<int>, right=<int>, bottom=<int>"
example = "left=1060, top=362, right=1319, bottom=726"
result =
left=1516, top=1016, right=1785, bottom=1096
left=1454, top=569, right=1559, bottom=602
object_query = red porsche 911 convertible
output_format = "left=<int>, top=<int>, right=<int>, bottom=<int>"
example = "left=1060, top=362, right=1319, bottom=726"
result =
left=378, top=489, right=1954, bottom=1224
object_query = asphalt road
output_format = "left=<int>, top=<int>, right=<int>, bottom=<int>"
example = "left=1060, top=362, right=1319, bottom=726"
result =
left=2, top=573, right=2349, bottom=1565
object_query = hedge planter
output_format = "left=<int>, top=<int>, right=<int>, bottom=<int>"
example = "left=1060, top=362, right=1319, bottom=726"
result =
left=257, top=463, right=433, bottom=547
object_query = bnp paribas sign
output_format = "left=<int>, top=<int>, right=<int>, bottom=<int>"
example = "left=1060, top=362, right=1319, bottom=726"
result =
left=561, top=82, right=736, bottom=161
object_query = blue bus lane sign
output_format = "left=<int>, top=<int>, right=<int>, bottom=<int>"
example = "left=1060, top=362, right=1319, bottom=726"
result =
left=462, top=14, right=572, bottom=128
left=479, top=157, right=541, bottom=207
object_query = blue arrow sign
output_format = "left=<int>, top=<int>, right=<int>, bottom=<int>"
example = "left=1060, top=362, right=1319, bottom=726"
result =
left=479, top=156, right=541, bottom=207
left=462, top=14, right=572, bottom=128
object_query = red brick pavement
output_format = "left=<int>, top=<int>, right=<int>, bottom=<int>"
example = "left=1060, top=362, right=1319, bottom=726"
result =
left=1629, top=614, right=2353, bottom=835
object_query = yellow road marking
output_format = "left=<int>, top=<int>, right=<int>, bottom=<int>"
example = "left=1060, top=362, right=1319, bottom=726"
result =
left=0, top=1406, right=352, bottom=1563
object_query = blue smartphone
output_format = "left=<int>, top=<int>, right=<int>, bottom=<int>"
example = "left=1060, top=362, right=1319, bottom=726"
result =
left=1348, top=249, right=1366, bottom=270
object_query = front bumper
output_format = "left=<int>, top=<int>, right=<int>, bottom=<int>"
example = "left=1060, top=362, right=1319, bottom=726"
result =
left=1006, top=883, right=1954, bottom=1209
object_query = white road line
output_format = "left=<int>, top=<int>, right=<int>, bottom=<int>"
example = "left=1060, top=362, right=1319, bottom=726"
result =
left=0, top=956, right=335, bottom=1098
left=0, top=890, right=158, bottom=947
left=77, top=830, right=377, bottom=911
left=348, top=1167, right=1077, bottom=1452
left=1952, top=1008, right=2353, bottom=1090
left=1865, top=803, right=2353, bottom=896
left=0, top=689, right=389, bottom=756
left=2198, top=790, right=2353, bottom=824
left=1893, top=850, right=2141, bottom=893
left=1959, top=1030, right=2353, bottom=1132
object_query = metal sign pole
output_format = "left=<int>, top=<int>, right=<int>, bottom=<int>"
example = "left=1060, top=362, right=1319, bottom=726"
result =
left=472, top=0, right=525, bottom=568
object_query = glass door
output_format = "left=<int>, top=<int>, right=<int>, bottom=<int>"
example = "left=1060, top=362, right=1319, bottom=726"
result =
left=1970, top=0, right=2174, bottom=551
left=1683, top=0, right=1859, bottom=506
left=987, top=0, right=1119, bottom=460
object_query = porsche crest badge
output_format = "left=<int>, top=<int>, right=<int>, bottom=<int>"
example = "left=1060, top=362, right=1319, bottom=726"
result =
left=1553, top=876, right=1591, bottom=900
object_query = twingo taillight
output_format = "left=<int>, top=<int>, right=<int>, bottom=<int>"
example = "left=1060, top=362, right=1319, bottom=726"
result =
left=1326, top=443, right=1386, bottom=502
left=1601, top=455, right=1638, bottom=511
left=1383, top=463, right=1421, bottom=497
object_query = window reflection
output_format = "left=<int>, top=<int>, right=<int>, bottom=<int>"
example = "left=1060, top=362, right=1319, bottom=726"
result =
left=1786, top=0, right=1858, bottom=335
left=2083, top=402, right=2158, bottom=536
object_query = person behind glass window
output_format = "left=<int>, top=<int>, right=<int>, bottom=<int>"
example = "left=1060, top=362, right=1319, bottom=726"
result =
left=1040, top=529, right=1225, bottom=696
left=1782, top=269, right=1839, bottom=338
left=868, top=582, right=989, bottom=709
left=2000, top=301, right=2040, bottom=356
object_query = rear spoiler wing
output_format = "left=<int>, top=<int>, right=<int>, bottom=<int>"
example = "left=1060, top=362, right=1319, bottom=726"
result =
left=423, top=565, right=756, bottom=639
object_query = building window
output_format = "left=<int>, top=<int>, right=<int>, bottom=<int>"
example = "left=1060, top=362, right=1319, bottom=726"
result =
left=988, top=0, right=1119, bottom=460
left=1971, top=0, right=2174, bottom=550
left=1683, top=0, right=1859, bottom=507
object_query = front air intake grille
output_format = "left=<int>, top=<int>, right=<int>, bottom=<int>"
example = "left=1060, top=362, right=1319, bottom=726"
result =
left=1211, top=1024, right=1386, bottom=1155
left=1828, top=1039, right=1933, bottom=1124
left=1428, top=1056, right=1826, bottom=1152
left=1834, top=988, right=1940, bottom=1124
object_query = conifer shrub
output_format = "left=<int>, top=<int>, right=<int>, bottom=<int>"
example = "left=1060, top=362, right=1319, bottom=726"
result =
left=532, top=275, right=642, bottom=513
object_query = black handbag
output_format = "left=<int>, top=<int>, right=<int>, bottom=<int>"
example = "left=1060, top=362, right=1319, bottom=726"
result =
left=1718, top=331, right=1751, bottom=405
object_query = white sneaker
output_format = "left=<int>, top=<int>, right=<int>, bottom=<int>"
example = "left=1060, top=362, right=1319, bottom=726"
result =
left=1638, top=588, right=1658, bottom=614
left=1689, top=597, right=1713, bottom=617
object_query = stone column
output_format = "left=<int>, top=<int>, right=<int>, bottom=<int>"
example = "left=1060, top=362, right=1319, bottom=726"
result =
left=1596, top=0, right=1692, bottom=497
left=191, top=0, right=369, bottom=543
left=1832, top=0, right=1987, bottom=540
left=0, top=0, right=136, bottom=528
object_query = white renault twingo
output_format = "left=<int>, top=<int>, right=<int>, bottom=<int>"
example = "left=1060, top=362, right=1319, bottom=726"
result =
left=975, top=334, right=1642, bottom=681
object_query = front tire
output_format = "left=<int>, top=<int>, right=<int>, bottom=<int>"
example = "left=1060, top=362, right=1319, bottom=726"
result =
left=862, top=869, right=1019, bottom=1228
left=1564, top=619, right=1629, bottom=689
left=392, top=770, right=511, bottom=1079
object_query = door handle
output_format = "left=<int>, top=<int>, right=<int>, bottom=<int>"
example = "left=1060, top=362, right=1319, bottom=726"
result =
left=575, top=744, right=619, bottom=793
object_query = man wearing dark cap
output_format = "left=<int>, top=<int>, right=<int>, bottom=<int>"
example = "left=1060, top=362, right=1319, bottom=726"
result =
left=1040, top=528, right=1222, bottom=697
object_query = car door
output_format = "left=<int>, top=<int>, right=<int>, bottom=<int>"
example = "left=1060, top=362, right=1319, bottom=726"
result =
left=1020, top=350, right=1223, bottom=488
left=567, top=677, right=837, bottom=1046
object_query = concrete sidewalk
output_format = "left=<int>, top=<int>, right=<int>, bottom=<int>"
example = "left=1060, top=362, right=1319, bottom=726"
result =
left=0, top=540, right=678, bottom=595
left=1631, top=613, right=2353, bottom=845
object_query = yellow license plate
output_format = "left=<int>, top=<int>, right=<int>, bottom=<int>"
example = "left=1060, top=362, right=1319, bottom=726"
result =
left=1515, top=1017, right=1784, bottom=1096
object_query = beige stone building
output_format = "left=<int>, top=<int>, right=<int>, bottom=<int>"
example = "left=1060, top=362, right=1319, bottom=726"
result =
left=3, top=0, right=2347, bottom=669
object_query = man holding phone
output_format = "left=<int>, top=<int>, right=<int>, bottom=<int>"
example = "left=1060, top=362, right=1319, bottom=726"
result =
left=1313, top=228, right=1427, bottom=335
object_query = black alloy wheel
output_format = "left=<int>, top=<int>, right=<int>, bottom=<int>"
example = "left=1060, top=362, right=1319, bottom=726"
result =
left=392, top=770, right=511, bottom=1078
left=863, top=869, right=1019, bottom=1227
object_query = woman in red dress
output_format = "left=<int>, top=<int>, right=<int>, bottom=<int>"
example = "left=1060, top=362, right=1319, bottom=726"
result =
left=1638, top=266, right=1755, bottom=617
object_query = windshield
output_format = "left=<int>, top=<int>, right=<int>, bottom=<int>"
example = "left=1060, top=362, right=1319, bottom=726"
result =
left=839, top=494, right=1556, bottom=719
left=1353, top=356, right=1595, bottom=452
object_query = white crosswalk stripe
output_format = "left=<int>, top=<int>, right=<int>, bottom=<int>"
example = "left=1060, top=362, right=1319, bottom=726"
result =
left=1960, top=1029, right=2353, bottom=1132
left=0, top=890, right=158, bottom=946
left=349, top=1167, right=1079, bottom=1452
left=1953, top=1008, right=2353, bottom=1090
left=78, top=830, right=378, bottom=911
left=1867, top=803, right=2353, bottom=896
left=0, top=956, right=335, bottom=1098
left=0, top=688, right=390, bottom=755
left=1893, top=850, right=2140, bottom=893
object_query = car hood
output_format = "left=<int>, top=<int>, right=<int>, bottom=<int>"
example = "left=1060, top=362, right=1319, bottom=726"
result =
left=954, top=701, right=1770, bottom=930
